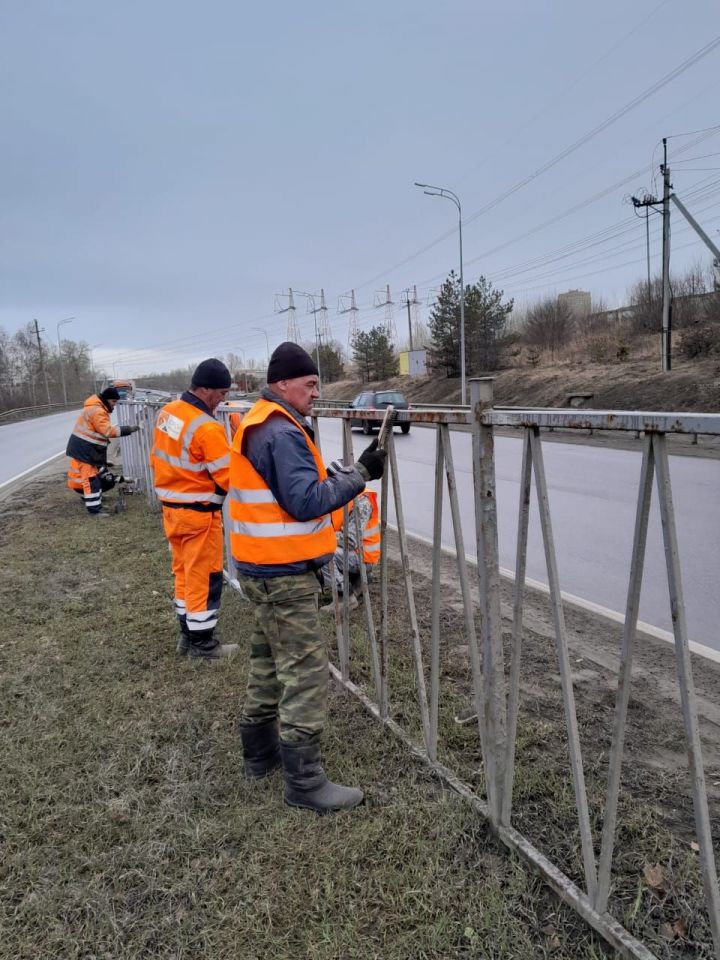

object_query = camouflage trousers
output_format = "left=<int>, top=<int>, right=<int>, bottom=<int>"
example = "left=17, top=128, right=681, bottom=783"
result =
left=238, top=572, right=326, bottom=742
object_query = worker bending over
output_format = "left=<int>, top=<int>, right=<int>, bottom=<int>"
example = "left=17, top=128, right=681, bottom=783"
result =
left=66, top=386, right=140, bottom=516
left=151, top=359, right=238, bottom=661
left=230, top=341, right=386, bottom=813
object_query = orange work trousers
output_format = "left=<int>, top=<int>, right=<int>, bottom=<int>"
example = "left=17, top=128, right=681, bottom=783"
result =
left=67, top=459, right=103, bottom=513
left=162, top=507, right=224, bottom=635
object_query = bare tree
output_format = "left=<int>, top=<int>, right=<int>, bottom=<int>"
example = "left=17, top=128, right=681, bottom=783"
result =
left=522, top=298, right=575, bottom=357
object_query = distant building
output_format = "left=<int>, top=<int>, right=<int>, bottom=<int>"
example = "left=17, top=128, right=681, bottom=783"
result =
left=399, top=349, right=427, bottom=376
left=558, top=289, right=591, bottom=318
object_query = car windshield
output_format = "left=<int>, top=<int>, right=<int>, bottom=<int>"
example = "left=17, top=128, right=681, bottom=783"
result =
left=375, top=392, right=406, bottom=404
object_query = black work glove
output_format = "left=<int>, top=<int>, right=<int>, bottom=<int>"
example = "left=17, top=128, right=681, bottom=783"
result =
left=356, top=438, right=387, bottom=481
left=120, top=424, right=141, bottom=436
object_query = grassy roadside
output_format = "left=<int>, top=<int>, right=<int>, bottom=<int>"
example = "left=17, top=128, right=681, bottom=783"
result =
left=2, top=471, right=714, bottom=958
left=0, top=471, right=614, bottom=960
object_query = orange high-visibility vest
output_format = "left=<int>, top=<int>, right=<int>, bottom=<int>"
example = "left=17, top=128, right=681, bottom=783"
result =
left=229, top=399, right=340, bottom=566
left=361, top=490, right=380, bottom=565
left=151, top=399, right=230, bottom=508
left=66, top=394, right=121, bottom=465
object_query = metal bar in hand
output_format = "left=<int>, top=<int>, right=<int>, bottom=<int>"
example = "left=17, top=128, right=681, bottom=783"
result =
left=377, top=405, right=395, bottom=449
left=340, top=420, right=353, bottom=680
left=529, top=427, right=598, bottom=902
left=345, top=422, right=382, bottom=699
left=387, top=428, right=432, bottom=749
left=378, top=459, right=390, bottom=718
left=429, top=425, right=445, bottom=761
left=502, top=427, right=533, bottom=827
left=441, top=422, right=490, bottom=789
left=312, top=414, right=346, bottom=674
left=595, top=434, right=654, bottom=913
left=470, top=377, right=507, bottom=826
left=653, top=432, right=720, bottom=953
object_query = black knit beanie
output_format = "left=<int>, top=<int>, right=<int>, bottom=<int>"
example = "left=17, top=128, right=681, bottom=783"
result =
left=191, top=358, right=232, bottom=389
left=266, top=342, right=319, bottom=383
left=100, top=387, right=120, bottom=403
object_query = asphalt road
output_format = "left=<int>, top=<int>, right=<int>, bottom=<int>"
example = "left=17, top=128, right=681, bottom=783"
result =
left=317, top=420, right=719, bottom=655
left=0, top=409, right=79, bottom=490
left=2, top=409, right=718, bottom=654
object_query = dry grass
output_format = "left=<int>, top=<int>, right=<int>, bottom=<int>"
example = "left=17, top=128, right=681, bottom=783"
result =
left=0, top=472, right=619, bottom=960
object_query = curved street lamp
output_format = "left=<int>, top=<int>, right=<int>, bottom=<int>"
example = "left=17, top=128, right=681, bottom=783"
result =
left=56, top=317, right=74, bottom=405
left=414, top=182, right=466, bottom=404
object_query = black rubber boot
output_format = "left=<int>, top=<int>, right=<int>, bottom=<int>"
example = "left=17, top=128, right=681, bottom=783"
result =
left=280, top=737, right=364, bottom=813
left=176, top=616, right=190, bottom=656
left=238, top=718, right=281, bottom=779
left=187, top=629, right=238, bottom=660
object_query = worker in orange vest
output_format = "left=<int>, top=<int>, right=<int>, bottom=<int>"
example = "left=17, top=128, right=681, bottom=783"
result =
left=150, top=359, right=238, bottom=661
left=319, top=490, right=380, bottom=612
left=66, top=386, right=140, bottom=516
left=229, top=341, right=386, bottom=813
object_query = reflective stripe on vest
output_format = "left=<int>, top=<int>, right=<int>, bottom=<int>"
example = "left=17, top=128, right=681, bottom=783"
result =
left=151, top=400, right=226, bottom=505
left=229, top=398, right=338, bottom=566
left=361, top=490, right=380, bottom=565
left=70, top=401, right=114, bottom=446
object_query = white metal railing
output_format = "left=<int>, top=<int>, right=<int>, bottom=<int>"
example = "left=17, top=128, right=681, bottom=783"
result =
left=117, top=386, right=720, bottom=959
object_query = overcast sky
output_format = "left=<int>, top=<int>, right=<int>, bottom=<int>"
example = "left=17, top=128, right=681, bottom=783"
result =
left=1, top=0, right=719, bottom=377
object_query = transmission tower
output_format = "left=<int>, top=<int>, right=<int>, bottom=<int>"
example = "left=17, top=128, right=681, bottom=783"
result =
left=338, top=290, right=359, bottom=354
left=274, top=287, right=301, bottom=342
left=373, top=284, right=396, bottom=342
left=318, top=288, right=332, bottom=343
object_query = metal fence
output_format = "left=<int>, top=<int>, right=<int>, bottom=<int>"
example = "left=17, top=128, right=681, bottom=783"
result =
left=117, top=384, right=720, bottom=959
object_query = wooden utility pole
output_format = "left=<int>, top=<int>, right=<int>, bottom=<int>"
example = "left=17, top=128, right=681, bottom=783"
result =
left=33, top=319, right=52, bottom=406
left=660, top=138, right=672, bottom=372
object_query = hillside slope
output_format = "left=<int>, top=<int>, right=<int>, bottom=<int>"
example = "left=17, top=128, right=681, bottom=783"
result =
left=322, top=356, right=720, bottom=412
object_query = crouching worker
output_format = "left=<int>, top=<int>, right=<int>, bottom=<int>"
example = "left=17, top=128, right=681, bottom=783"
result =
left=319, top=490, right=380, bottom=613
left=66, top=386, right=140, bottom=516
left=230, top=342, right=386, bottom=813
left=150, top=359, right=238, bottom=661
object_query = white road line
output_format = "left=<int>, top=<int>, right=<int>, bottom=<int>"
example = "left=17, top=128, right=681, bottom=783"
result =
left=0, top=451, right=65, bottom=491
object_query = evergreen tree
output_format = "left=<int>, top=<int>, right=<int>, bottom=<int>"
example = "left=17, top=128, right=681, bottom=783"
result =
left=314, top=341, right=345, bottom=383
left=352, top=326, right=398, bottom=382
left=427, top=272, right=460, bottom=376
left=466, top=276, right=514, bottom=372
left=428, top=271, right=513, bottom=376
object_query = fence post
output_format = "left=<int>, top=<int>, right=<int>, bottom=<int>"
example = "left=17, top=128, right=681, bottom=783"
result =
left=470, top=377, right=507, bottom=826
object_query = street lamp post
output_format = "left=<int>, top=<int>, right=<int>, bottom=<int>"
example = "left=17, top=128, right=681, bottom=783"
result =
left=253, top=327, right=270, bottom=367
left=89, top=343, right=103, bottom=394
left=414, top=182, right=466, bottom=404
left=56, top=317, right=74, bottom=405
left=237, top=349, right=249, bottom=393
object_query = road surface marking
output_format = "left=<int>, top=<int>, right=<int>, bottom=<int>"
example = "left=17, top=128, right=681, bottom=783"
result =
left=0, top=451, right=65, bottom=491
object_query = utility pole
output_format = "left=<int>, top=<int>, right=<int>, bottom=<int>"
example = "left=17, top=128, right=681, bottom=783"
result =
left=33, top=319, right=52, bottom=406
left=661, top=138, right=672, bottom=372
left=630, top=191, right=659, bottom=341
left=400, top=286, right=421, bottom=352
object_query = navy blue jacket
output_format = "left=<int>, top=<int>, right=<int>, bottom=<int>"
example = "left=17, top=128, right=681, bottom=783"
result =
left=235, top=389, right=367, bottom=579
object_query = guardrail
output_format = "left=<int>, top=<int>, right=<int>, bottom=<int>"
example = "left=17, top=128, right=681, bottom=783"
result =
left=0, top=401, right=80, bottom=423
left=117, top=385, right=720, bottom=959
